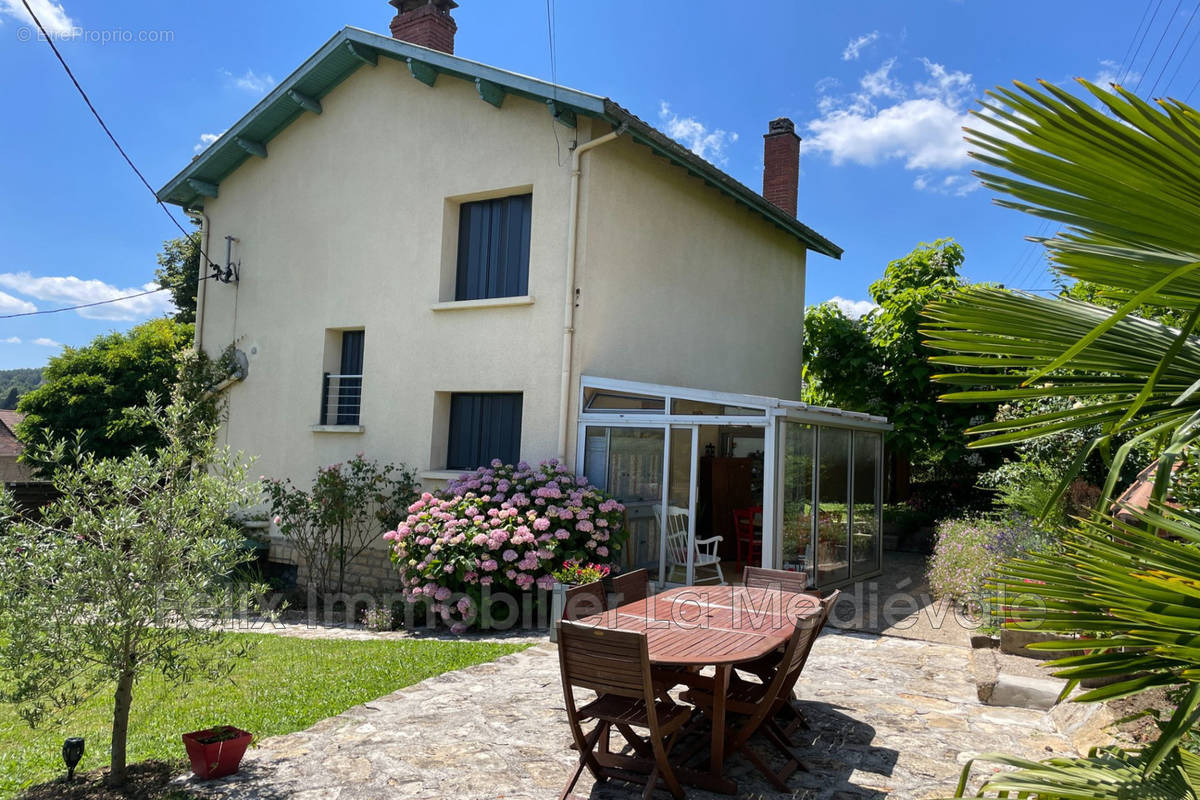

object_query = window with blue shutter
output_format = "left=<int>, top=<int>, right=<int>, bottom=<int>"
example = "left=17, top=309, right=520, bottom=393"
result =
left=320, top=330, right=364, bottom=426
left=455, top=194, right=532, bottom=300
left=447, top=393, right=523, bottom=469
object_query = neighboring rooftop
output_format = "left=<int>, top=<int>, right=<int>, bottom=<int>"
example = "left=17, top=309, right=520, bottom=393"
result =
left=156, top=26, right=842, bottom=259
left=0, top=410, right=24, bottom=458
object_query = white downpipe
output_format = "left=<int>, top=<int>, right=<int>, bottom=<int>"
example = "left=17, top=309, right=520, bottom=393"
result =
left=555, top=124, right=626, bottom=461
left=193, top=211, right=211, bottom=353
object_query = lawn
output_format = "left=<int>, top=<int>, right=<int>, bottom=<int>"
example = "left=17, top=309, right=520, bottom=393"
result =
left=0, top=633, right=529, bottom=799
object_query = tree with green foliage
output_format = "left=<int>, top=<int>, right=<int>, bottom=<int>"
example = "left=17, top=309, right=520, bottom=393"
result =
left=921, top=79, right=1200, bottom=797
left=16, top=319, right=194, bottom=466
left=0, top=367, right=44, bottom=410
left=154, top=227, right=201, bottom=324
left=0, top=386, right=265, bottom=787
left=803, top=239, right=993, bottom=479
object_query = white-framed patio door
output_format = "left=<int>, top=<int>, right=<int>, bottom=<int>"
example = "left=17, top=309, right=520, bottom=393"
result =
left=660, top=425, right=699, bottom=585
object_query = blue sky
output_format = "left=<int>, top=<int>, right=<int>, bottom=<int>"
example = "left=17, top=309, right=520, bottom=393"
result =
left=0, top=0, right=1189, bottom=368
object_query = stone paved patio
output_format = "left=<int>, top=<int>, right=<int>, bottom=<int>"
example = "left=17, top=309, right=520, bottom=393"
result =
left=179, top=629, right=1075, bottom=800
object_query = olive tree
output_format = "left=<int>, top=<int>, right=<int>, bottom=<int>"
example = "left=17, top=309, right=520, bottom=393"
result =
left=0, top=386, right=265, bottom=786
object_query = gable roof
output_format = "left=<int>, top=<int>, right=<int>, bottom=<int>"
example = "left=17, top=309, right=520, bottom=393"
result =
left=0, top=411, right=23, bottom=458
left=156, top=27, right=841, bottom=259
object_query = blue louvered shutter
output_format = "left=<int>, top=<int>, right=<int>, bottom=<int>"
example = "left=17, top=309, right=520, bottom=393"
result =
left=455, top=194, right=532, bottom=301
left=447, top=393, right=523, bottom=469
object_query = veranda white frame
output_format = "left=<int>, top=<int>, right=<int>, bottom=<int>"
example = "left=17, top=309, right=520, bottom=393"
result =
left=575, top=376, right=891, bottom=590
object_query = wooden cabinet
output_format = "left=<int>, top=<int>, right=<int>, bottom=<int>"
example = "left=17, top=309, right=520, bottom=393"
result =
left=699, top=456, right=756, bottom=560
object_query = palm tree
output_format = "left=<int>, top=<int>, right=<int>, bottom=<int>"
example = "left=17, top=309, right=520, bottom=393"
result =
left=921, top=80, right=1200, bottom=797
left=924, top=80, right=1200, bottom=513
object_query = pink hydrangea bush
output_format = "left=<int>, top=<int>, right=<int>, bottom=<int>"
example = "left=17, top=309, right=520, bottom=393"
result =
left=384, top=459, right=626, bottom=632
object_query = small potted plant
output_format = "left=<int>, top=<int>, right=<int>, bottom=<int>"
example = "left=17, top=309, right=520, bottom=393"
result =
left=182, top=725, right=253, bottom=779
left=549, top=560, right=611, bottom=642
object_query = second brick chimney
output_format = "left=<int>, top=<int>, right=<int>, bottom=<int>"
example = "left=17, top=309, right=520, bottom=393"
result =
left=762, top=117, right=800, bottom=217
left=389, top=0, right=458, bottom=54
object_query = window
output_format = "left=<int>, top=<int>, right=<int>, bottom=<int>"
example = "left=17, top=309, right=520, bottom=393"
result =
left=320, top=330, right=364, bottom=425
left=455, top=194, right=532, bottom=300
left=446, top=393, right=522, bottom=469
left=582, top=387, right=665, bottom=413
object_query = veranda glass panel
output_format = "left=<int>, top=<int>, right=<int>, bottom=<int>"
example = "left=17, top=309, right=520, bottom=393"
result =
left=583, top=427, right=664, bottom=574
left=583, top=388, right=665, bottom=413
left=852, top=430, right=881, bottom=576
left=663, top=427, right=694, bottom=583
left=780, top=422, right=815, bottom=577
left=817, top=428, right=851, bottom=585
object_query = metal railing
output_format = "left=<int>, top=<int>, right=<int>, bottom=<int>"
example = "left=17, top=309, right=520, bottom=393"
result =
left=320, top=373, right=363, bottom=425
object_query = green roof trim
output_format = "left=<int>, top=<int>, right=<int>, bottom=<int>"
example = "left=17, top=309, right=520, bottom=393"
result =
left=157, top=27, right=841, bottom=259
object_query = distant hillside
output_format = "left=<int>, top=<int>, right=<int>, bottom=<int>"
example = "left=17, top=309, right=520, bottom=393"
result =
left=0, top=368, right=44, bottom=410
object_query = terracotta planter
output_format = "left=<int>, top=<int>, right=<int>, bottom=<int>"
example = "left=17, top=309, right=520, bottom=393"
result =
left=182, top=726, right=252, bottom=779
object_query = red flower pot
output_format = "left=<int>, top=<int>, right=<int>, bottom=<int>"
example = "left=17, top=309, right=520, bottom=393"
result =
left=182, top=726, right=252, bottom=779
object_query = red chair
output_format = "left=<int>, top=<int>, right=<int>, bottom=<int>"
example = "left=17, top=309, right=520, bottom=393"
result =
left=732, top=506, right=764, bottom=565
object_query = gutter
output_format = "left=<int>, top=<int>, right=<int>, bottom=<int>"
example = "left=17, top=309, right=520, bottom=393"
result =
left=556, top=124, right=627, bottom=460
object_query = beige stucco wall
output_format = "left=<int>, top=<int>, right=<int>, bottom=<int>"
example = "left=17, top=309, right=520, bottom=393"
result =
left=198, top=58, right=579, bottom=490
left=194, top=56, right=815, bottom=589
left=570, top=131, right=808, bottom=452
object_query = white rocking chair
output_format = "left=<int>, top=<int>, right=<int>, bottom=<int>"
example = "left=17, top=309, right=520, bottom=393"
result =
left=656, top=504, right=724, bottom=585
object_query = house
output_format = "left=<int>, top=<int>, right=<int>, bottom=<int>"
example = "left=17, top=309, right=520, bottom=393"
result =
left=157, top=0, right=889, bottom=594
left=0, top=410, right=31, bottom=484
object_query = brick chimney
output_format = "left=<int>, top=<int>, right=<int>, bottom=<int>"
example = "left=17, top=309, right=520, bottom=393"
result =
left=389, top=0, right=458, bottom=54
left=762, top=117, right=800, bottom=217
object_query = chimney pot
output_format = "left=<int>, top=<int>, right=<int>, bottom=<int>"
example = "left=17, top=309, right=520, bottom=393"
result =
left=762, top=116, right=800, bottom=217
left=389, top=0, right=458, bottom=54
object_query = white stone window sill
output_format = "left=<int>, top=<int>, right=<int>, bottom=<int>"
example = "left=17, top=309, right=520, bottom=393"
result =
left=431, top=295, right=534, bottom=312
left=310, top=424, right=365, bottom=433
left=421, top=469, right=468, bottom=482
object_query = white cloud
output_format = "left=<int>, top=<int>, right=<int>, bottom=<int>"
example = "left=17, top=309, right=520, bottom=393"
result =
left=859, top=58, right=906, bottom=100
left=0, top=272, right=173, bottom=321
left=827, top=296, right=878, bottom=319
left=222, top=68, right=276, bottom=94
left=1, top=337, right=21, bottom=344
left=194, top=130, right=225, bottom=154
left=0, top=291, right=37, bottom=315
left=32, top=337, right=63, bottom=348
left=658, top=102, right=739, bottom=165
left=842, top=31, right=879, bottom=61
left=1093, top=58, right=1134, bottom=87
left=807, top=57, right=975, bottom=171
left=914, top=172, right=979, bottom=197
left=0, top=0, right=75, bottom=36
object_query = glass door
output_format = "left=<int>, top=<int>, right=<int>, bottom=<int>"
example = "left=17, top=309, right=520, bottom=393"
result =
left=779, top=422, right=815, bottom=579
left=816, top=427, right=851, bottom=586
left=851, top=430, right=882, bottom=577
left=583, top=426, right=665, bottom=577
left=662, top=426, right=697, bottom=584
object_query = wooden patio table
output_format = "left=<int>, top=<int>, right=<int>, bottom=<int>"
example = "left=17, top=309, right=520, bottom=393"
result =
left=577, top=585, right=820, bottom=794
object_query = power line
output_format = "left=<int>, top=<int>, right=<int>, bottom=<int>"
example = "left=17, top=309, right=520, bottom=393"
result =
left=1163, top=13, right=1200, bottom=96
left=17, top=0, right=218, bottom=319
left=1135, top=0, right=1185, bottom=93
left=1118, top=0, right=1158, bottom=81
left=1187, top=72, right=1200, bottom=101
left=1123, top=0, right=1166, bottom=84
left=1149, top=0, right=1200, bottom=95
left=544, top=0, right=564, bottom=166
left=0, top=276, right=217, bottom=320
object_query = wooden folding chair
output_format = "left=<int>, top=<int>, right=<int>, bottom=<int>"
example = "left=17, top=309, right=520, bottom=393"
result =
left=557, top=621, right=691, bottom=800
left=611, top=568, right=649, bottom=607
left=563, top=580, right=607, bottom=621
left=742, top=565, right=809, bottom=593
left=681, top=613, right=824, bottom=790
left=736, top=590, right=839, bottom=737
